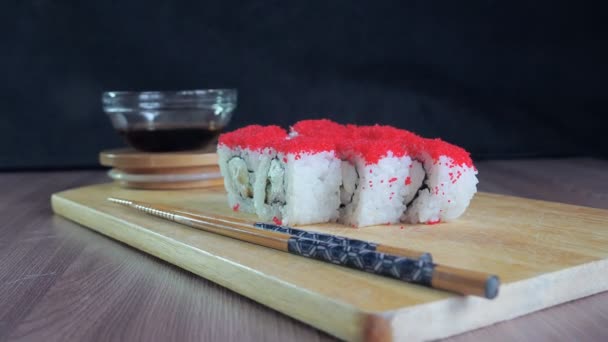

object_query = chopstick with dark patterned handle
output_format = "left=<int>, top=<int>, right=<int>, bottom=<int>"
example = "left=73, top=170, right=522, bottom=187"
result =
left=253, top=222, right=499, bottom=299
left=110, top=200, right=433, bottom=263
left=108, top=197, right=499, bottom=299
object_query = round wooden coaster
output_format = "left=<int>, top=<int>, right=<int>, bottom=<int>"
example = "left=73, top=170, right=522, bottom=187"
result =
left=99, top=148, right=218, bottom=169
left=108, top=169, right=222, bottom=182
left=100, top=148, right=222, bottom=190
left=117, top=165, right=220, bottom=175
left=114, top=178, right=224, bottom=190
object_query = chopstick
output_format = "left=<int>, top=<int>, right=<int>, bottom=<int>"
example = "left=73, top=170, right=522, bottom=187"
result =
left=121, top=201, right=432, bottom=263
left=108, top=197, right=500, bottom=299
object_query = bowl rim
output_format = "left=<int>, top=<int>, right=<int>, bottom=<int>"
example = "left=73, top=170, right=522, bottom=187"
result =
left=102, top=88, right=237, bottom=98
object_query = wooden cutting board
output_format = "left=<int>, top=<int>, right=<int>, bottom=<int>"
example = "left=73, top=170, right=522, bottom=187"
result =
left=51, top=183, right=608, bottom=342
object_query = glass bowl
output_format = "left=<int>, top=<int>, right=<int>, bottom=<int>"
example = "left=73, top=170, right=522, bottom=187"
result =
left=102, top=89, right=237, bottom=152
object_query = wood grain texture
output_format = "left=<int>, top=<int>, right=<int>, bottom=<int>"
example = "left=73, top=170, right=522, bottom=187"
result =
left=49, top=179, right=608, bottom=340
left=1, top=158, right=607, bottom=342
left=112, top=177, right=224, bottom=190
left=0, top=171, right=329, bottom=342
left=99, top=149, right=219, bottom=169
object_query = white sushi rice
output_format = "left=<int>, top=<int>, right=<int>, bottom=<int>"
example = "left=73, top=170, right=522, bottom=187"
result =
left=279, top=151, right=342, bottom=225
left=220, top=147, right=478, bottom=226
left=403, top=155, right=478, bottom=223
left=340, top=152, right=413, bottom=227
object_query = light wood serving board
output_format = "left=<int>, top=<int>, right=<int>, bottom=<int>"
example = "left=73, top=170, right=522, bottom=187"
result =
left=51, top=183, right=608, bottom=342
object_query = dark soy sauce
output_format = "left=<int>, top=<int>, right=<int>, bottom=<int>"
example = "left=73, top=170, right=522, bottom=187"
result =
left=118, top=126, right=220, bottom=152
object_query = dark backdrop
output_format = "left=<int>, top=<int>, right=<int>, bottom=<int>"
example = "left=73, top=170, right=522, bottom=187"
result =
left=1, top=1, right=606, bottom=169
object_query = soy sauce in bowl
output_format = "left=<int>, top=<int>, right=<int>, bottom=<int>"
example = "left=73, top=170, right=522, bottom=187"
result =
left=118, top=125, right=221, bottom=152
left=103, top=89, right=236, bottom=152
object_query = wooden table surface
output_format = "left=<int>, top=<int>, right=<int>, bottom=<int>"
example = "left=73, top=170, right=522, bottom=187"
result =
left=1, top=158, right=607, bottom=341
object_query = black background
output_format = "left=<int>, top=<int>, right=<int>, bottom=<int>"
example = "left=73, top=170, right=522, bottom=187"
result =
left=2, top=1, right=606, bottom=169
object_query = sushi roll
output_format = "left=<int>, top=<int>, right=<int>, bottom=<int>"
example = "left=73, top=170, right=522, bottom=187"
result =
left=257, top=135, right=342, bottom=225
left=217, top=125, right=287, bottom=214
left=336, top=125, right=418, bottom=227
left=217, top=119, right=478, bottom=227
left=219, top=124, right=342, bottom=225
left=402, top=138, right=479, bottom=224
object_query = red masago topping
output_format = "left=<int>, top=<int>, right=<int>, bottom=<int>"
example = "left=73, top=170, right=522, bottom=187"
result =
left=276, top=135, right=337, bottom=155
left=331, top=124, right=420, bottom=164
left=291, top=119, right=350, bottom=138
left=352, top=124, right=412, bottom=140
left=338, top=136, right=406, bottom=164
left=218, top=125, right=287, bottom=151
left=218, top=119, right=473, bottom=167
left=424, top=138, right=473, bottom=167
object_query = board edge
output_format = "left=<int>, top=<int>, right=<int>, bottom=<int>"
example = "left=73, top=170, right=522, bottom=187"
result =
left=49, top=185, right=608, bottom=342
left=382, top=257, right=608, bottom=341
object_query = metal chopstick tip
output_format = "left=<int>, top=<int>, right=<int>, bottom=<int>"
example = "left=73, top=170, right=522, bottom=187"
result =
left=107, top=197, right=133, bottom=206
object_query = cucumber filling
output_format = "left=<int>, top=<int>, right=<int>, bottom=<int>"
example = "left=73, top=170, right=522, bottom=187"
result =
left=227, top=157, right=254, bottom=199
left=339, top=161, right=358, bottom=207
left=265, top=158, right=286, bottom=205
